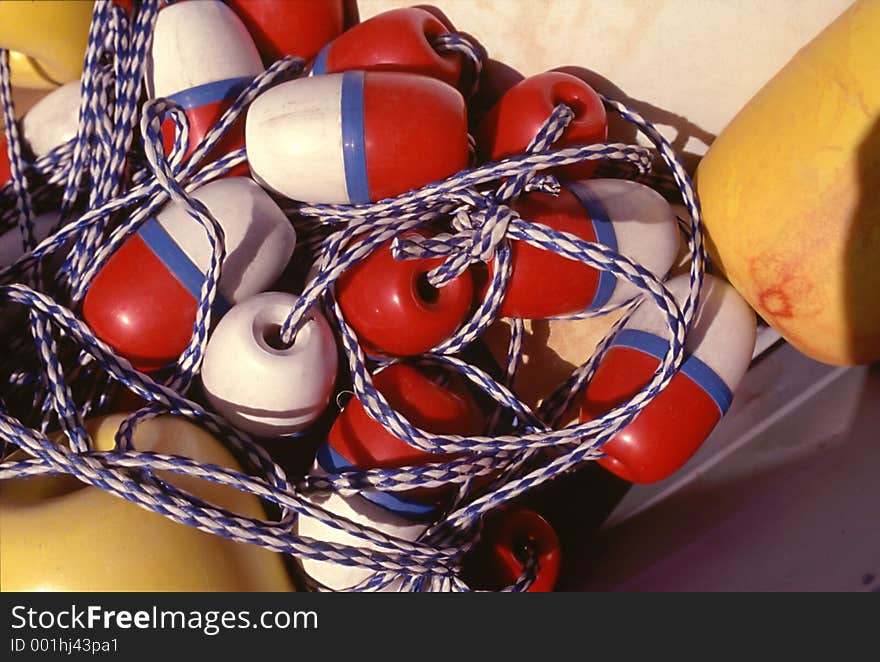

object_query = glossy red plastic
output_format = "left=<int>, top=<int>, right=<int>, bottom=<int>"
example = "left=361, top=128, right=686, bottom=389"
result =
left=82, top=234, right=196, bottom=371
left=580, top=346, right=723, bottom=484
left=329, top=363, right=483, bottom=470
left=112, top=0, right=136, bottom=14
left=226, top=0, right=345, bottom=64
left=462, top=508, right=561, bottom=592
left=336, top=232, right=474, bottom=357
left=161, top=101, right=249, bottom=178
left=476, top=71, right=607, bottom=180
left=362, top=72, right=468, bottom=202
left=0, top=132, right=10, bottom=185
left=495, top=186, right=602, bottom=318
left=313, top=7, right=464, bottom=89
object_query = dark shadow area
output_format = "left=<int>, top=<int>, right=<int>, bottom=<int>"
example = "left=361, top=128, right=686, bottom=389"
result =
left=342, top=0, right=359, bottom=29
left=846, top=114, right=880, bottom=364
left=469, top=57, right=524, bottom=128
left=516, top=461, right=632, bottom=590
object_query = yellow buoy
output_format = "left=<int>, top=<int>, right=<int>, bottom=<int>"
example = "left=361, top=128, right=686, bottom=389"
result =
left=0, top=414, right=295, bottom=591
left=0, top=1, right=94, bottom=89
left=696, top=0, right=880, bottom=365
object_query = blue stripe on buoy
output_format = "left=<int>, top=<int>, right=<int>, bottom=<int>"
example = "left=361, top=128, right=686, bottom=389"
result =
left=316, top=443, right=440, bottom=521
left=311, top=44, right=329, bottom=76
left=340, top=71, right=371, bottom=205
left=567, top=181, right=618, bottom=310
left=166, top=76, right=254, bottom=111
left=612, top=328, right=733, bottom=414
left=137, top=218, right=230, bottom=315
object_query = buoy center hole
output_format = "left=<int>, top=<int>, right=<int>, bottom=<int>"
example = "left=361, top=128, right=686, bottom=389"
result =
left=512, top=535, right=535, bottom=566
left=416, top=273, right=440, bottom=305
left=554, top=95, right=585, bottom=118
left=262, top=323, right=293, bottom=350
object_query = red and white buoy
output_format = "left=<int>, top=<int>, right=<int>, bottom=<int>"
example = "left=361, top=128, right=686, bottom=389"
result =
left=148, top=0, right=263, bottom=169
left=580, top=273, right=757, bottom=484
left=246, top=71, right=469, bottom=204
left=83, top=178, right=295, bottom=371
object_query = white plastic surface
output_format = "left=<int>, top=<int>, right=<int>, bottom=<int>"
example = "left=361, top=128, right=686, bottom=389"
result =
left=201, top=291, right=338, bottom=437
left=20, top=82, right=80, bottom=157
left=569, top=178, right=679, bottom=306
left=149, top=0, right=263, bottom=98
left=154, top=177, right=295, bottom=303
left=245, top=74, right=350, bottom=204
left=627, top=273, right=757, bottom=390
left=295, top=480, right=427, bottom=591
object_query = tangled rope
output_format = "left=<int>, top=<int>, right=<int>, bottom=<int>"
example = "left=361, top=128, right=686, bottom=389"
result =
left=0, top=0, right=707, bottom=592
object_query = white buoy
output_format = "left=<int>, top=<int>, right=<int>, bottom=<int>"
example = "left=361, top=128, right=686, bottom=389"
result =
left=201, top=291, right=339, bottom=437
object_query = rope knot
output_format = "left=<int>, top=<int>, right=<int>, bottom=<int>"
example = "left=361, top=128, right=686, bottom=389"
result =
left=524, top=174, right=562, bottom=196
left=451, top=202, right=515, bottom=263
left=392, top=193, right=518, bottom=288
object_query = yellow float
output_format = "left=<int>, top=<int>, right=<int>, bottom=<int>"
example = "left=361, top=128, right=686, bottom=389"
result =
left=0, top=414, right=294, bottom=591
left=696, top=0, right=880, bottom=366
left=0, top=0, right=94, bottom=89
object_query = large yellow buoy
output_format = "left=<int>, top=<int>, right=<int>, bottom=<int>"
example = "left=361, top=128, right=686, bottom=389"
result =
left=0, top=1, right=94, bottom=89
left=696, top=0, right=880, bottom=366
left=0, top=414, right=295, bottom=591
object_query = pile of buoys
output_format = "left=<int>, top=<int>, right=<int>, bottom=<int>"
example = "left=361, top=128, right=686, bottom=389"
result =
left=11, top=0, right=871, bottom=593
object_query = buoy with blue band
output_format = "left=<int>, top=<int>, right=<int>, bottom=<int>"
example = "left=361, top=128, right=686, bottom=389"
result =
left=83, top=178, right=296, bottom=371
left=476, top=71, right=607, bottom=181
left=296, top=363, right=484, bottom=591
left=496, top=178, right=680, bottom=319
left=149, top=0, right=263, bottom=170
left=580, top=273, right=757, bottom=484
left=311, top=7, right=466, bottom=90
left=245, top=71, right=469, bottom=204
left=200, top=291, right=339, bottom=437
left=226, top=0, right=345, bottom=66
left=314, top=445, right=440, bottom=520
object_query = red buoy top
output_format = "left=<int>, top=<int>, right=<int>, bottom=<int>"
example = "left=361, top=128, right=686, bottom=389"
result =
left=246, top=71, right=469, bottom=204
left=476, top=71, right=607, bottom=180
left=226, top=0, right=346, bottom=65
left=336, top=231, right=475, bottom=357
left=311, top=7, right=465, bottom=90
left=460, top=508, right=561, bottom=592
left=329, top=363, right=483, bottom=470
